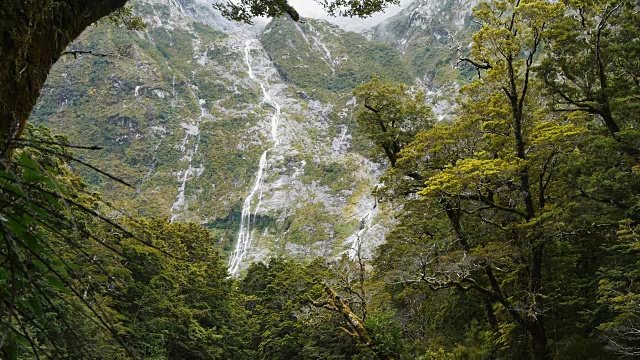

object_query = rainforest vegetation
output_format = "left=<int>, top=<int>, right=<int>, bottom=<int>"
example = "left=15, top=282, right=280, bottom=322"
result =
left=1, top=0, right=640, bottom=359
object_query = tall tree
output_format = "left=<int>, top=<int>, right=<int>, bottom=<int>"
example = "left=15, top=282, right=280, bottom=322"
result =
left=370, top=0, right=611, bottom=358
left=538, top=0, right=640, bottom=157
left=372, top=0, right=640, bottom=357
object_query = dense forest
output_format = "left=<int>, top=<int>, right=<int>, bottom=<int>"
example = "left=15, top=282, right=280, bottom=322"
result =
left=1, top=0, right=640, bottom=359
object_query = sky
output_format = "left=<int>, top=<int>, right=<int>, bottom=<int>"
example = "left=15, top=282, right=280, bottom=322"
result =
left=286, top=0, right=412, bottom=31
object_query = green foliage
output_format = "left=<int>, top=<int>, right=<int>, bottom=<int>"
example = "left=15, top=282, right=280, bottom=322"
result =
left=353, top=77, right=433, bottom=167
left=6, top=0, right=640, bottom=359
left=0, top=130, right=255, bottom=358
left=282, top=202, right=338, bottom=246
left=241, top=258, right=365, bottom=359
left=363, top=0, right=640, bottom=359
left=113, top=219, right=251, bottom=360
left=0, top=124, right=120, bottom=359
left=537, top=0, right=640, bottom=151
left=596, top=220, right=640, bottom=358
left=214, top=0, right=399, bottom=23
left=301, top=159, right=357, bottom=194
left=365, top=311, right=405, bottom=358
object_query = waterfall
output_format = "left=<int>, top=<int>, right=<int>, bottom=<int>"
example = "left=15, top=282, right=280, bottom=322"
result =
left=170, top=92, right=206, bottom=223
left=349, top=212, right=371, bottom=260
left=227, top=39, right=281, bottom=276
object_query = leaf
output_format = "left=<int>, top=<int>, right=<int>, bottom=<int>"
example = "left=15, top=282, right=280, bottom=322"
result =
left=45, top=275, right=68, bottom=293
left=23, top=232, right=46, bottom=254
left=23, top=296, right=44, bottom=319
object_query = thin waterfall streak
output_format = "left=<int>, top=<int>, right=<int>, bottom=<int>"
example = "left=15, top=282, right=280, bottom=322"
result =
left=170, top=86, right=206, bottom=223
left=228, top=39, right=281, bottom=275
left=228, top=151, right=266, bottom=274
left=272, top=104, right=280, bottom=146
left=244, top=41, right=253, bottom=79
left=350, top=211, right=371, bottom=260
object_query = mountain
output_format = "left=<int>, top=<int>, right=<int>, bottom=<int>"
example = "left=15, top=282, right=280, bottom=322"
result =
left=262, top=17, right=411, bottom=94
left=30, top=0, right=481, bottom=274
left=30, top=0, right=404, bottom=275
left=372, top=0, right=479, bottom=85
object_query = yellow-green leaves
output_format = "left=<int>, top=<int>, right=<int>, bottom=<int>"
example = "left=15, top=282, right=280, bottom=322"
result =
left=397, top=118, right=481, bottom=173
left=517, top=0, right=563, bottom=36
left=420, top=158, right=526, bottom=197
left=471, top=0, right=562, bottom=76
left=531, top=122, right=586, bottom=148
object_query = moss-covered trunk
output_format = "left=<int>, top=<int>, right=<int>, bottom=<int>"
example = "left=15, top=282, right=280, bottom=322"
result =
left=0, top=0, right=128, bottom=155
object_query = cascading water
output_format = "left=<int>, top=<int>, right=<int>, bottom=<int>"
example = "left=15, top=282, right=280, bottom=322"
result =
left=349, top=212, right=371, bottom=260
left=170, top=89, right=207, bottom=223
left=227, top=39, right=281, bottom=276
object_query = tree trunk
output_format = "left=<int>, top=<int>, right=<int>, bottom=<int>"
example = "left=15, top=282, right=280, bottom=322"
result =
left=529, top=245, right=548, bottom=360
left=383, top=145, right=397, bottom=167
left=530, top=320, right=549, bottom=360
left=0, top=0, right=128, bottom=156
left=506, top=52, right=549, bottom=358
left=484, top=299, right=500, bottom=359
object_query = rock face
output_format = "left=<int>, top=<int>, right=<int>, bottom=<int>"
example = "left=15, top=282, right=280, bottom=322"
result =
left=31, top=0, right=413, bottom=274
left=32, top=0, right=479, bottom=274
left=370, top=0, right=480, bottom=120
left=372, top=0, right=479, bottom=82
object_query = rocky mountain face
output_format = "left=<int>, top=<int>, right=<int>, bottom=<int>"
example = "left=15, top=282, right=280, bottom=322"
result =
left=31, top=0, right=476, bottom=274
left=372, top=0, right=479, bottom=83
left=371, top=0, right=480, bottom=119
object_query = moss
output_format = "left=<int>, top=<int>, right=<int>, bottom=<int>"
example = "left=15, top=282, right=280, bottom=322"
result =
left=192, top=21, right=225, bottom=40
left=301, top=159, right=357, bottom=195
left=149, top=27, right=194, bottom=69
left=283, top=201, right=338, bottom=246
left=334, top=220, right=359, bottom=241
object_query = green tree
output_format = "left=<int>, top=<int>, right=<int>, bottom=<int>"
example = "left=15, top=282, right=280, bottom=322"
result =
left=0, top=125, right=254, bottom=359
left=241, top=257, right=398, bottom=359
left=0, top=124, right=131, bottom=358
left=597, top=221, right=640, bottom=358
left=369, top=0, right=640, bottom=358
left=113, top=219, right=252, bottom=360
left=241, top=258, right=331, bottom=360
left=353, top=77, right=433, bottom=168
left=538, top=0, right=640, bottom=158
